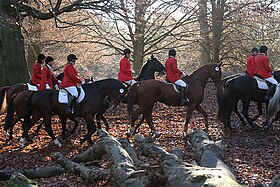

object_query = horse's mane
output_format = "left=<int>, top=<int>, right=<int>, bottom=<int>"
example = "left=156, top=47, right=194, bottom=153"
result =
left=83, top=78, right=122, bottom=90
left=138, top=61, right=150, bottom=76
left=190, top=63, right=218, bottom=77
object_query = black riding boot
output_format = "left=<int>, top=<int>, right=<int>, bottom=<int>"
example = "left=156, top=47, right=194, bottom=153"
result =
left=66, top=95, right=77, bottom=114
left=180, top=87, right=189, bottom=104
left=265, top=84, right=277, bottom=101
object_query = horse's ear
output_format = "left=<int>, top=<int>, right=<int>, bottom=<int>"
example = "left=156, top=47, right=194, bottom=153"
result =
left=218, top=62, right=223, bottom=68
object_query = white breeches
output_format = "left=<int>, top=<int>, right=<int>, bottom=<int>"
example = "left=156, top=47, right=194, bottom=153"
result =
left=124, top=79, right=137, bottom=86
left=46, top=84, right=50, bottom=89
left=174, top=79, right=187, bottom=87
left=265, top=77, right=278, bottom=85
left=64, top=86, right=79, bottom=97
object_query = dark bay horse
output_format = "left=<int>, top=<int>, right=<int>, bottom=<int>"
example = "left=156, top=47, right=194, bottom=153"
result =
left=135, top=55, right=165, bottom=81
left=126, top=63, right=222, bottom=137
left=217, top=73, right=280, bottom=128
left=95, top=55, right=165, bottom=127
left=3, top=90, right=79, bottom=143
left=20, top=79, right=127, bottom=147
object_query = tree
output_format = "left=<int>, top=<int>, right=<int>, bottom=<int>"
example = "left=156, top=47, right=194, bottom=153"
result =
left=82, top=0, right=199, bottom=72
left=0, top=0, right=111, bottom=86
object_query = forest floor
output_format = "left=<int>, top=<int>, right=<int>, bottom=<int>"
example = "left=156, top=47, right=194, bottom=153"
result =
left=0, top=83, right=280, bottom=187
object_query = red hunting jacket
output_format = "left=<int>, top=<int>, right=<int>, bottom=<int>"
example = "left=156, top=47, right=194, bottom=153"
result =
left=118, top=57, right=133, bottom=82
left=60, top=63, right=83, bottom=88
left=38, top=65, right=58, bottom=90
left=246, top=55, right=257, bottom=78
left=255, top=54, right=273, bottom=78
left=165, top=57, right=183, bottom=82
left=31, top=62, right=42, bottom=85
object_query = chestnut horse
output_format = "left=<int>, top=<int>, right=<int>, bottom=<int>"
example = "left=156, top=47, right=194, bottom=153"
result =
left=126, top=63, right=222, bottom=137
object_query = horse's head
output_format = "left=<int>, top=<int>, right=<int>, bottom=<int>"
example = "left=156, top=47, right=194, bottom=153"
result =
left=148, top=55, right=165, bottom=74
left=209, top=64, right=222, bottom=85
left=105, top=80, right=127, bottom=109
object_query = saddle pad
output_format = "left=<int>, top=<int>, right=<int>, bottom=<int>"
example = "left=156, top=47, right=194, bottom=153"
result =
left=253, top=76, right=268, bottom=90
left=26, top=83, right=38, bottom=91
left=164, top=81, right=180, bottom=93
left=58, top=87, right=85, bottom=104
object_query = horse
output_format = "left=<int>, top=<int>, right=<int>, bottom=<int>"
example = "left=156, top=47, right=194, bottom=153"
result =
left=264, top=83, right=280, bottom=132
left=0, top=74, right=63, bottom=112
left=3, top=90, right=80, bottom=143
left=20, top=78, right=127, bottom=147
left=135, top=55, right=165, bottom=81
left=217, top=73, right=280, bottom=129
left=95, top=55, right=165, bottom=127
left=126, top=63, right=222, bottom=138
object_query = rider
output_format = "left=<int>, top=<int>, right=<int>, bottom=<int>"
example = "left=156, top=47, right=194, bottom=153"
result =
left=118, top=48, right=136, bottom=86
left=165, top=48, right=189, bottom=103
left=60, top=54, right=84, bottom=113
left=38, top=56, right=59, bottom=90
left=255, top=45, right=278, bottom=100
left=31, top=54, right=45, bottom=86
left=246, top=47, right=259, bottom=78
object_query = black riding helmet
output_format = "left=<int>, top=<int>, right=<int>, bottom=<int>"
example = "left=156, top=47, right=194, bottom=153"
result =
left=67, top=54, right=78, bottom=62
left=45, top=56, right=54, bottom=64
left=168, top=48, right=176, bottom=57
left=123, top=48, right=131, bottom=55
left=251, top=47, right=259, bottom=53
left=37, top=54, right=46, bottom=63
left=259, top=45, right=268, bottom=53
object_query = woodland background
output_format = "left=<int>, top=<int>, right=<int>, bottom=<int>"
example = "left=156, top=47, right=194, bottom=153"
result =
left=1, top=0, right=280, bottom=186
left=1, top=0, right=280, bottom=84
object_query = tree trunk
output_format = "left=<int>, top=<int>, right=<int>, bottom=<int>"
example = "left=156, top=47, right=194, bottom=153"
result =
left=6, top=173, right=37, bottom=187
left=211, top=0, right=225, bottom=64
left=0, top=1, right=29, bottom=86
left=198, top=0, right=211, bottom=65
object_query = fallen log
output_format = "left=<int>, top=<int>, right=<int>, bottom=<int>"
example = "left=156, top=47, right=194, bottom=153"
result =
left=52, top=130, right=149, bottom=187
left=134, top=131, right=242, bottom=187
left=0, top=166, right=65, bottom=181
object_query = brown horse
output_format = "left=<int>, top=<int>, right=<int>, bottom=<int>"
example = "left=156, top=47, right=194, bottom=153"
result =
left=4, top=90, right=79, bottom=143
left=126, top=63, right=222, bottom=138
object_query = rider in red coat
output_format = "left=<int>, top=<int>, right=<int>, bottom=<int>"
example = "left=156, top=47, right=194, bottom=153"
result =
left=246, top=47, right=259, bottom=78
left=31, top=54, right=45, bottom=86
left=255, top=45, right=278, bottom=100
left=118, top=48, right=136, bottom=86
left=38, top=56, right=58, bottom=90
left=60, top=54, right=84, bottom=113
left=165, top=48, right=188, bottom=103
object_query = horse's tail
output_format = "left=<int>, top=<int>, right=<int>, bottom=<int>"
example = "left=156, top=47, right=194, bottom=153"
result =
left=4, top=94, right=16, bottom=131
left=127, top=83, right=139, bottom=116
left=217, top=80, right=233, bottom=122
left=0, top=86, right=9, bottom=112
left=23, top=92, right=35, bottom=126
left=267, top=84, right=280, bottom=123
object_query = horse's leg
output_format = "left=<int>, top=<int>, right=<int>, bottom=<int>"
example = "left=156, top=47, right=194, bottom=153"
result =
left=34, top=121, right=44, bottom=137
left=233, top=104, right=246, bottom=125
left=81, top=115, right=96, bottom=145
left=132, top=115, right=145, bottom=135
left=184, top=104, right=196, bottom=136
left=43, top=115, right=62, bottom=147
left=5, top=113, right=21, bottom=143
left=96, top=113, right=109, bottom=131
left=127, top=107, right=145, bottom=138
left=252, top=102, right=263, bottom=121
left=241, top=100, right=255, bottom=128
left=58, top=115, right=67, bottom=140
left=20, top=116, right=40, bottom=147
left=144, top=105, right=160, bottom=138
left=195, top=104, right=209, bottom=132
left=68, top=116, right=79, bottom=135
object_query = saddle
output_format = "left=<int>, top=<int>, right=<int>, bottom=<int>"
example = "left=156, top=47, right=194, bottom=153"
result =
left=253, top=76, right=271, bottom=90
left=164, top=80, right=188, bottom=93
left=26, top=83, right=38, bottom=91
left=58, top=87, right=85, bottom=104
